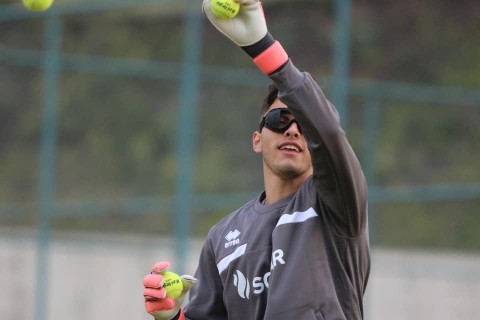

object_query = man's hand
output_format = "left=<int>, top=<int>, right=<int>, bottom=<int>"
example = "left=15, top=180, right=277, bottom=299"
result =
left=202, top=0, right=267, bottom=46
left=144, top=261, right=197, bottom=320
left=202, top=0, right=289, bottom=75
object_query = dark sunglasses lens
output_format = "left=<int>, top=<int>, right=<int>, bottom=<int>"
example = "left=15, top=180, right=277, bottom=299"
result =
left=259, top=108, right=302, bottom=133
left=264, top=109, right=281, bottom=129
left=265, top=109, right=295, bottom=132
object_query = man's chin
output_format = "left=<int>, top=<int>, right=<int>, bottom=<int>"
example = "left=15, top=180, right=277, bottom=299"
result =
left=276, top=166, right=304, bottom=180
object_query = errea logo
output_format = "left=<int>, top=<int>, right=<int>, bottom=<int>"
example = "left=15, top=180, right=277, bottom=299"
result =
left=224, top=230, right=241, bottom=248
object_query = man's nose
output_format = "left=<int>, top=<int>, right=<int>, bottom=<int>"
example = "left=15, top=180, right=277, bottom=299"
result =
left=284, top=121, right=302, bottom=137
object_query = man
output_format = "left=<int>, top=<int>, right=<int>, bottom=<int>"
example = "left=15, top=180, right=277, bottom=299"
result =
left=143, top=1, right=370, bottom=319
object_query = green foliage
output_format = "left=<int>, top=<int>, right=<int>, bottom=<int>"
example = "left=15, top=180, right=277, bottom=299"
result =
left=376, top=201, right=480, bottom=251
left=378, top=102, right=480, bottom=185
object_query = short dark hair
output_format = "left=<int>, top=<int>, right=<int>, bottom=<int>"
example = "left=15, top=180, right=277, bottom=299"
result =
left=260, top=84, right=279, bottom=116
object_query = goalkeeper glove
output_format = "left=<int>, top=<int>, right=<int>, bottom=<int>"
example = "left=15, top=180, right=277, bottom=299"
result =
left=143, top=261, right=197, bottom=320
left=202, top=0, right=289, bottom=75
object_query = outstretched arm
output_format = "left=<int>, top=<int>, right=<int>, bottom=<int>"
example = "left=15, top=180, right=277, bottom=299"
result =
left=270, top=63, right=368, bottom=237
left=203, top=0, right=367, bottom=237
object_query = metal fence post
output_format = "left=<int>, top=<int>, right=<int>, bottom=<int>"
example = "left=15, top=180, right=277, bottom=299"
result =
left=35, top=12, right=61, bottom=320
left=332, top=0, right=352, bottom=130
left=173, top=1, right=203, bottom=273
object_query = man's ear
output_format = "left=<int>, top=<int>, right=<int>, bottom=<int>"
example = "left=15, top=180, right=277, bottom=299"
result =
left=252, top=131, right=262, bottom=153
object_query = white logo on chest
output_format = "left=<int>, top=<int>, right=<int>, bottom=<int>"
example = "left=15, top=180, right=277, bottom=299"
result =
left=224, top=229, right=241, bottom=248
left=232, top=249, right=286, bottom=299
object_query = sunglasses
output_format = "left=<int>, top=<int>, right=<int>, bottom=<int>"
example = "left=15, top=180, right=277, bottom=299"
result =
left=259, top=108, right=302, bottom=134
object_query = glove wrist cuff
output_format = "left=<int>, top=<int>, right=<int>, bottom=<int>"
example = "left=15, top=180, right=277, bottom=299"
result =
left=241, top=32, right=275, bottom=58
left=252, top=40, right=289, bottom=75
left=178, top=309, right=185, bottom=320
left=169, top=309, right=184, bottom=320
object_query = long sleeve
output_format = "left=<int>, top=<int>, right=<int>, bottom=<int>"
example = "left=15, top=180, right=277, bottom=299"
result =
left=184, top=236, right=228, bottom=319
left=270, top=60, right=368, bottom=237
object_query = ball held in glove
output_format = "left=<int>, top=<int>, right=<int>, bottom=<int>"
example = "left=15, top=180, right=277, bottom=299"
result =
left=211, top=0, right=240, bottom=19
left=162, top=271, right=184, bottom=300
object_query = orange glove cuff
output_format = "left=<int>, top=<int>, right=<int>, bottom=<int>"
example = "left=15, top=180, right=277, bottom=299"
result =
left=252, top=41, right=289, bottom=75
left=171, top=309, right=185, bottom=320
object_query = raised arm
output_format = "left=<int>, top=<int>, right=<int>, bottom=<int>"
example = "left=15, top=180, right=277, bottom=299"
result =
left=203, top=0, right=367, bottom=236
left=270, top=62, right=368, bottom=237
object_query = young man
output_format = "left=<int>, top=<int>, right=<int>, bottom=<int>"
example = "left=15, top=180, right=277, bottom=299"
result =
left=143, top=1, right=370, bottom=319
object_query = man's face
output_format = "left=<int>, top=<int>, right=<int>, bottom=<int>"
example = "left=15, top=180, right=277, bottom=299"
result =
left=253, top=99, right=313, bottom=180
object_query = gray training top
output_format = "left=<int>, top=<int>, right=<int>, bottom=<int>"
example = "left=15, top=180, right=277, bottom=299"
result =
left=184, top=60, right=371, bottom=320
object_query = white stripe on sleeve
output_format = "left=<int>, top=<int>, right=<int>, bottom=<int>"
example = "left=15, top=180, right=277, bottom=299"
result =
left=276, top=207, right=318, bottom=227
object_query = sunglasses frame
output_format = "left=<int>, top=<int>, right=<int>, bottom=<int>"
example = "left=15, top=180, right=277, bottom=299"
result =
left=259, top=108, right=302, bottom=134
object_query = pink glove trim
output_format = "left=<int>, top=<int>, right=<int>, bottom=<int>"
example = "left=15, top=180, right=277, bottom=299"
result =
left=151, top=261, right=171, bottom=273
left=144, top=287, right=167, bottom=299
left=252, top=41, right=288, bottom=75
left=178, top=309, right=186, bottom=320
left=144, top=273, right=164, bottom=288
left=145, top=297, right=176, bottom=313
